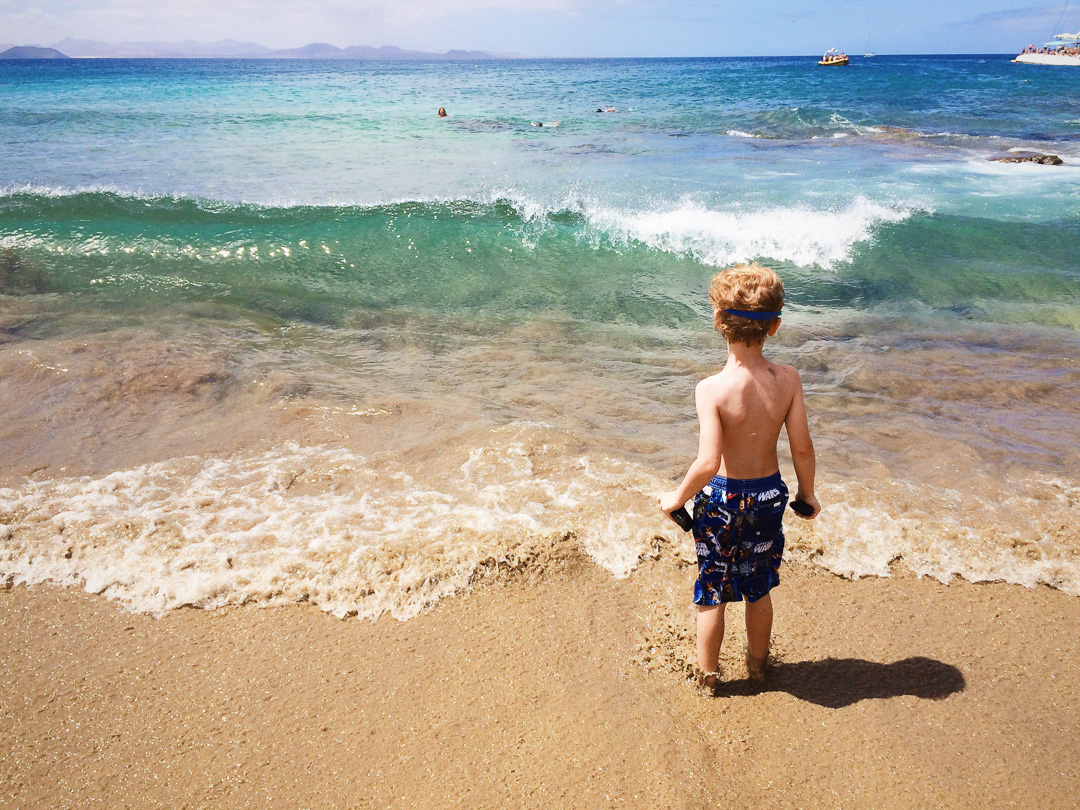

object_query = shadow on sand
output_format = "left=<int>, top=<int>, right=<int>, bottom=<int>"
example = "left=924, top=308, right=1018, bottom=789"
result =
left=715, top=656, right=966, bottom=708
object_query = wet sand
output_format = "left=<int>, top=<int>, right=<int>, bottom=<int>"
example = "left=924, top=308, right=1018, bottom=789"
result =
left=3, top=539, right=1079, bottom=809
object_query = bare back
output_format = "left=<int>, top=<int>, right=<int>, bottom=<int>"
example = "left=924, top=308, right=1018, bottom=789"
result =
left=699, top=356, right=800, bottom=480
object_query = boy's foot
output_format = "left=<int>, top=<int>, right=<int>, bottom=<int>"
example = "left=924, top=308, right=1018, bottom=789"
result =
left=695, top=667, right=721, bottom=696
left=745, top=649, right=768, bottom=683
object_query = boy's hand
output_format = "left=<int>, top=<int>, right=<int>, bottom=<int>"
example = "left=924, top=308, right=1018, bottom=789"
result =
left=793, top=492, right=821, bottom=519
left=657, top=491, right=686, bottom=521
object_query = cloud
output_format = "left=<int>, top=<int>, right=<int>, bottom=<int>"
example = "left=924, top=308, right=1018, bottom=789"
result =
left=272, top=0, right=581, bottom=26
left=6, top=0, right=1057, bottom=56
left=2, top=0, right=589, bottom=46
left=946, top=4, right=1073, bottom=35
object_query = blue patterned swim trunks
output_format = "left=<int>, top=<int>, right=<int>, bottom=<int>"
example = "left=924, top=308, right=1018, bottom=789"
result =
left=692, top=472, right=788, bottom=605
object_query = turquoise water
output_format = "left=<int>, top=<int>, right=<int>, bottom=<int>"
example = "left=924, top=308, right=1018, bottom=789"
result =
left=1, top=56, right=1078, bottom=616
left=3, top=57, right=1079, bottom=326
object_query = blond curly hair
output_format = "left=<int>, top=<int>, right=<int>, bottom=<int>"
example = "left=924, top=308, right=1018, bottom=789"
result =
left=708, top=263, right=785, bottom=345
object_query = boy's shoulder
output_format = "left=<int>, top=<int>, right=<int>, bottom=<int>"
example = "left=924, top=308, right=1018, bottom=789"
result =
left=697, top=360, right=801, bottom=390
left=768, top=360, right=802, bottom=383
left=695, top=369, right=729, bottom=395
left=762, top=361, right=803, bottom=397
left=696, top=361, right=802, bottom=410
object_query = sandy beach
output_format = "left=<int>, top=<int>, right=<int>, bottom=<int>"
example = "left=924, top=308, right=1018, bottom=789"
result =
left=4, top=536, right=1078, bottom=809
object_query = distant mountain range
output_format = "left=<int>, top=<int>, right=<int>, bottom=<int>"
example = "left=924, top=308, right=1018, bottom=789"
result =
left=0, top=38, right=519, bottom=60
left=0, top=45, right=71, bottom=59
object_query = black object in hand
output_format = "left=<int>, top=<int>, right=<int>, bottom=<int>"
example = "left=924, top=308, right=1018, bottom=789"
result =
left=670, top=507, right=694, bottom=532
left=789, top=499, right=814, bottom=517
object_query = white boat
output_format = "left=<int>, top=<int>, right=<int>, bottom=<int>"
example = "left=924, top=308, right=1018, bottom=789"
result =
left=1014, top=32, right=1080, bottom=65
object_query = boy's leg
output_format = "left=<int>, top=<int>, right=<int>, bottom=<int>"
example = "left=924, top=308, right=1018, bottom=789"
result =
left=696, top=603, right=727, bottom=675
left=744, top=592, right=773, bottom=680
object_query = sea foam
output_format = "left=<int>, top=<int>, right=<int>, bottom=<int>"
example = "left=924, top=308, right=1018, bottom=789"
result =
left=4, top=433, right=1077, bottom=619
left=582, top=197, right=914, bottom=268
left=0, top=434, right=677, bottom=619
left=786, top=478, right=1080, bottom=596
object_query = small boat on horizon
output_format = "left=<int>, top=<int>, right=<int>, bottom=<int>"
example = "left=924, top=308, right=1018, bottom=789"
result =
left=819, top=49, right=849, bottom=66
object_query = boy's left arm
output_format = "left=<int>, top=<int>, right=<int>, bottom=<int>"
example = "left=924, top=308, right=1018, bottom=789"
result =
left=784, top=367, right=820, bottom=519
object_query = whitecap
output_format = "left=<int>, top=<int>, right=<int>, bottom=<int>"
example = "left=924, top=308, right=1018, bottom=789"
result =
left=581, top=196, right=916, bottom=269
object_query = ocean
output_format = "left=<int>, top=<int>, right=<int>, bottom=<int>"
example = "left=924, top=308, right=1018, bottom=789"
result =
left=1, top=55, right=1078, bottom=618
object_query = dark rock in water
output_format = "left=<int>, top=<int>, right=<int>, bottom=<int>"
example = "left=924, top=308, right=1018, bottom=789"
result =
left=947, top=304, right=987, bottom=319
left=0, top=250, right=47, bottom=294
left=0, top=45, right=71, bottom=59
left=987, top=152, right=1064, bottom=165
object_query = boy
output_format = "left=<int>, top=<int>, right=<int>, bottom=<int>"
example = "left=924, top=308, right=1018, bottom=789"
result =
left=658, top=262, right=819, bottom=692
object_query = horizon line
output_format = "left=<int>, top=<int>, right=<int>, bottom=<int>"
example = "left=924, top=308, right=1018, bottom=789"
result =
left=1, top=50, right=1026, bottom=60
left=0, top=39, right=1032, bottom=61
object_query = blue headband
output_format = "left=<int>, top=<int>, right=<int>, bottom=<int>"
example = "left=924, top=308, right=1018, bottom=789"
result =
left=723, top=308, right=782, bottom=321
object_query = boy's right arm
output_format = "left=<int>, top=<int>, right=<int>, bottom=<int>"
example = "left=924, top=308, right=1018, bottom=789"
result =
left=784, top=369, right=820, bottom=519
left=657, top=378, right=723, bottom=519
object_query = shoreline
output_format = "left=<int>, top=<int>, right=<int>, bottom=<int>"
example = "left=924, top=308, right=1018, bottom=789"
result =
left=4, top=547, right=1079, bottom=808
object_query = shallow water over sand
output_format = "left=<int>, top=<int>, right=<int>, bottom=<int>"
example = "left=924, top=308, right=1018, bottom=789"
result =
left=2, top=303, right=1077, bottom=616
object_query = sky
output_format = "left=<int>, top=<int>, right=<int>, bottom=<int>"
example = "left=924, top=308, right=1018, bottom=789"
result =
left=3, top=0, right=1079, bottom=57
